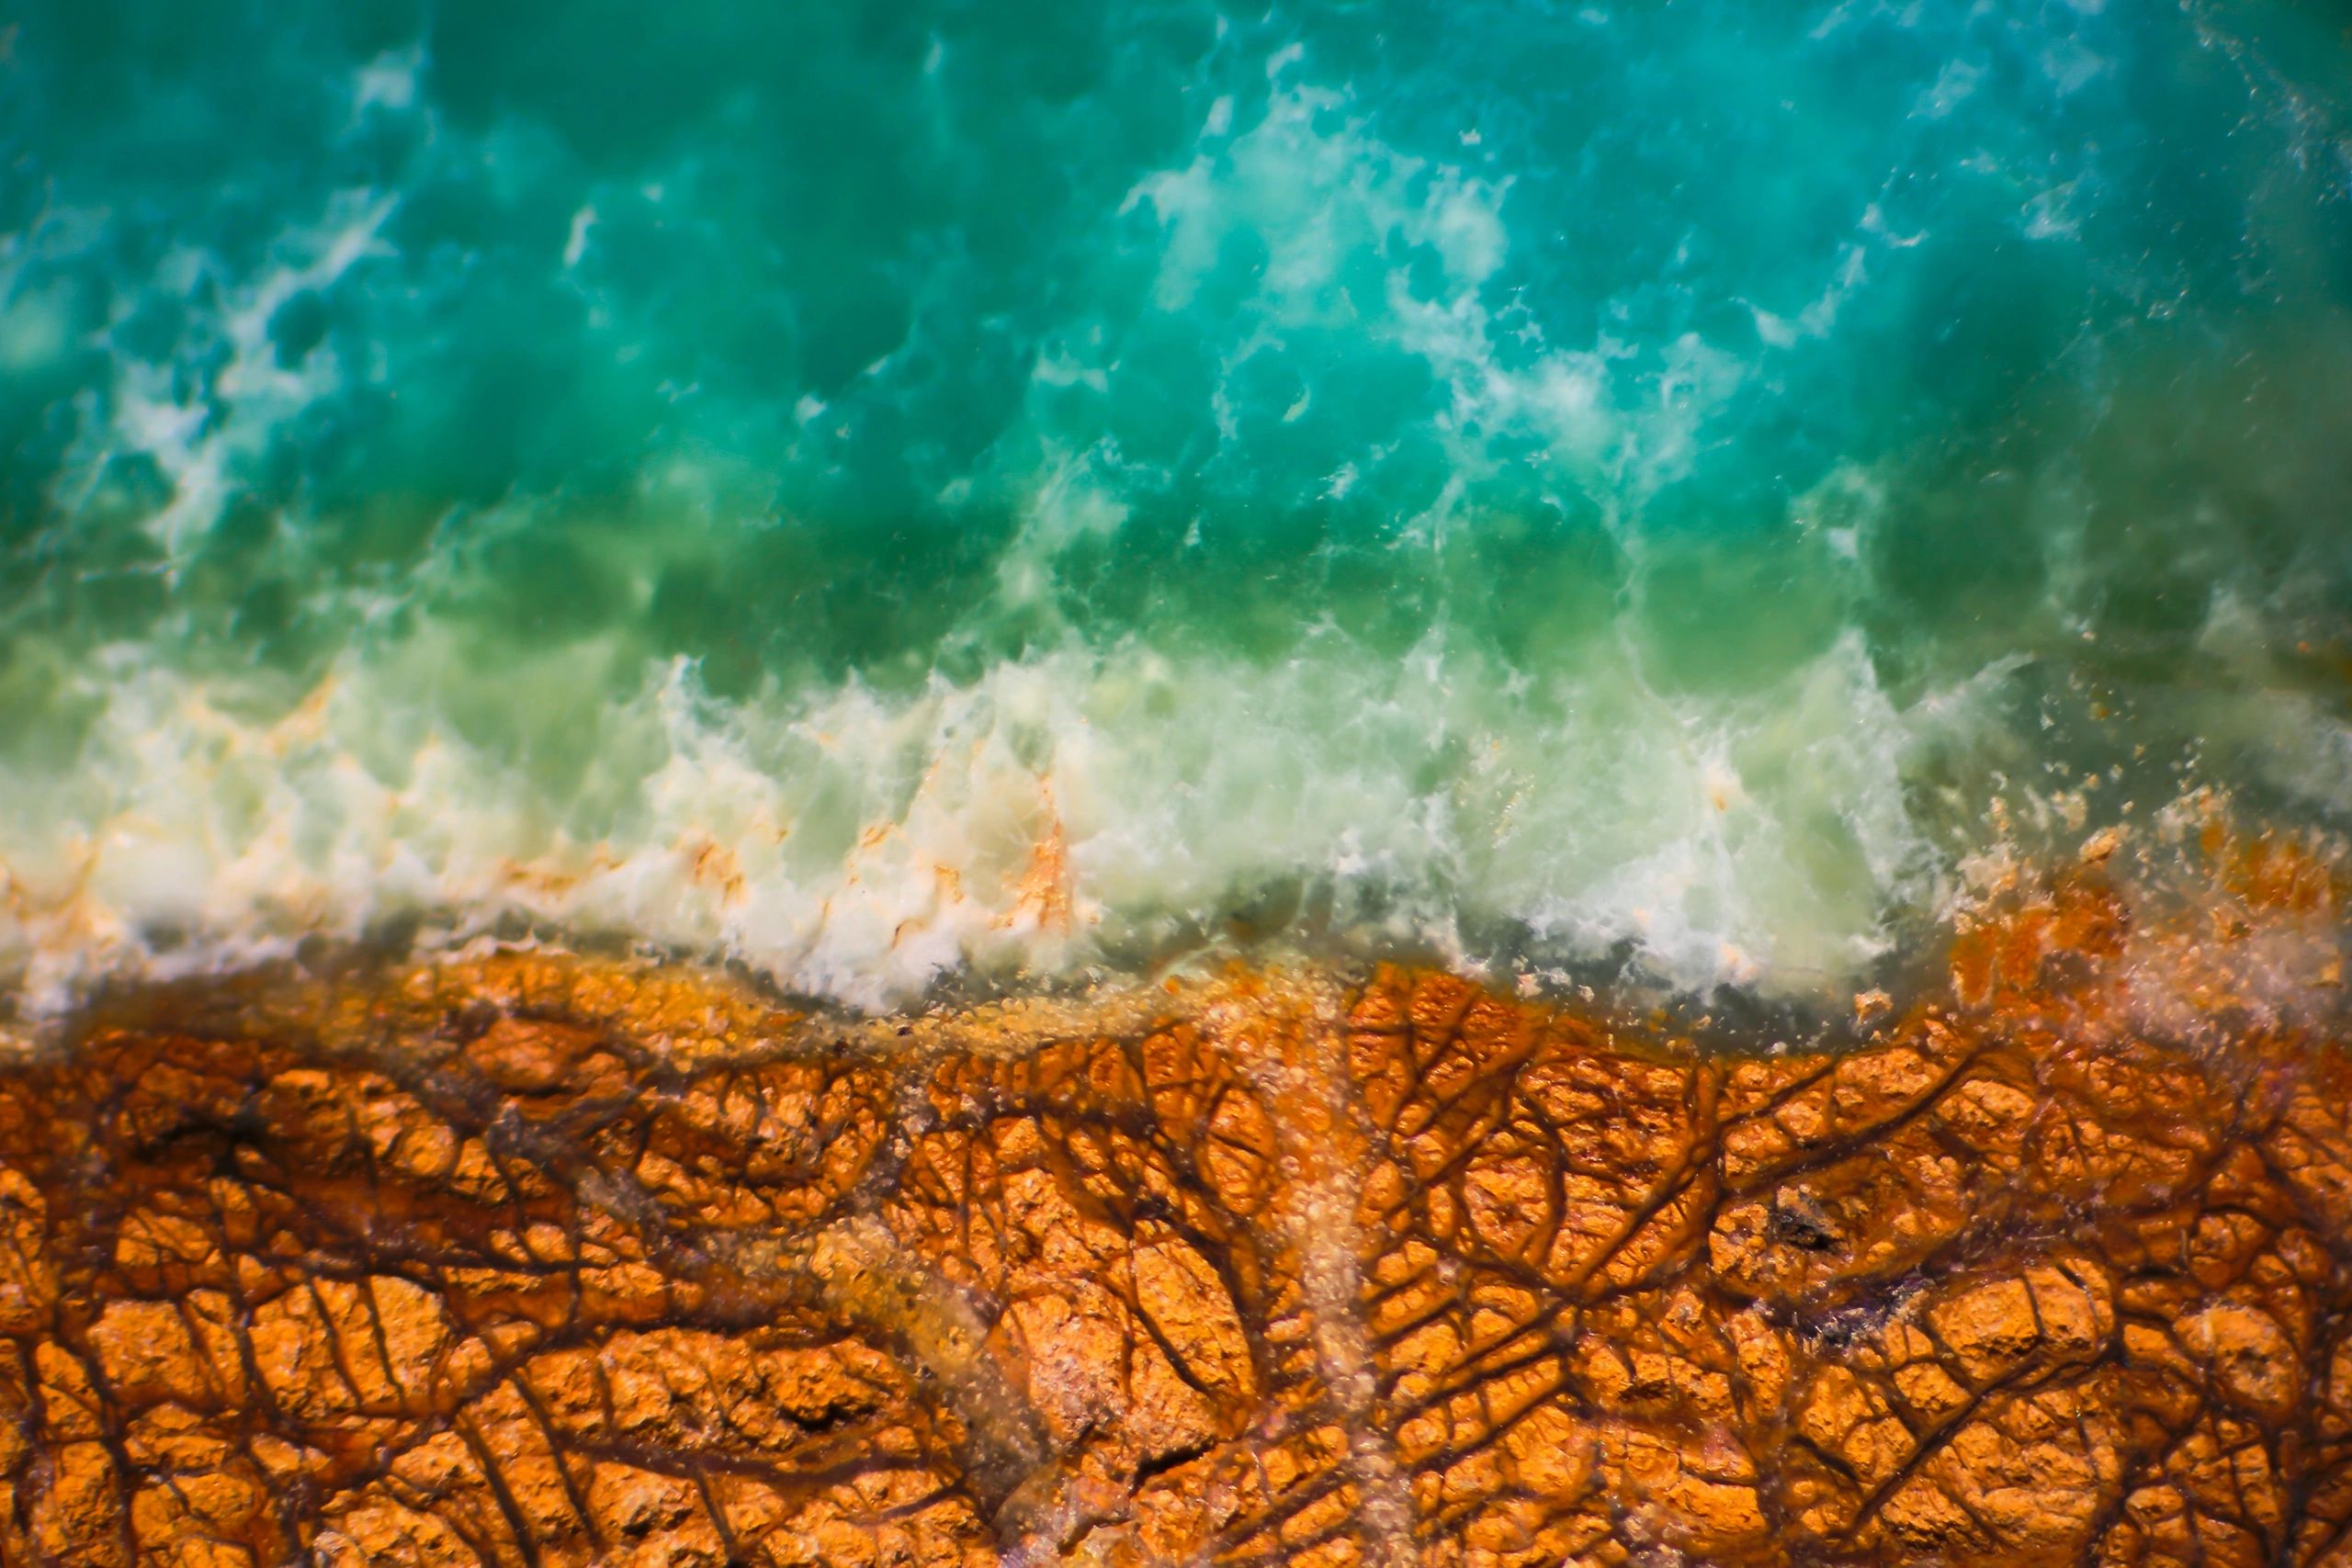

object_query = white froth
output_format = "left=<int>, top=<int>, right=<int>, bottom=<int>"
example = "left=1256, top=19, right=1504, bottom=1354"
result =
left=103, top=189, right=397, bottom=558
left=1108, top=56, right=1919, bottom=523
left=0, top=626, right=1936, bottom=1014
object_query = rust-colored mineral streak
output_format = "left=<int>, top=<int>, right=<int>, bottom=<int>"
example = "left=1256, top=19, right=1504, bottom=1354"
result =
left=3, top=866, right=2350, bottom=1565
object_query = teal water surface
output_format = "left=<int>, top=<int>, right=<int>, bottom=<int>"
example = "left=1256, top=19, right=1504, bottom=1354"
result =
left=3, top=1, right=2351, bottom=1007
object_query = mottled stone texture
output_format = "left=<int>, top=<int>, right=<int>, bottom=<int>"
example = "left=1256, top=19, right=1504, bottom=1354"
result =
left=2, top=875, right=2350, bottom=1565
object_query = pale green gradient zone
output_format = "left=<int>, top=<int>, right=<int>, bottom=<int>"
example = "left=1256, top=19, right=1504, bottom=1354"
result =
left=0, top=1, right=2349, bottom=1005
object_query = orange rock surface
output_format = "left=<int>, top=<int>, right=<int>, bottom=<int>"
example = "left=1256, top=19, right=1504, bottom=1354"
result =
left=2, top=869, right=2349, bottom=1565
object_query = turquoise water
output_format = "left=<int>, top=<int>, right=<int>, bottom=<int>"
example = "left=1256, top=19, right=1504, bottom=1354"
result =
left=3, top=1, right=2350, bottom=1007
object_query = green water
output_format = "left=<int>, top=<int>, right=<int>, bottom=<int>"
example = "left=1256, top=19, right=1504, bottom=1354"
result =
left=2, top=1, right=2350, bottom=1007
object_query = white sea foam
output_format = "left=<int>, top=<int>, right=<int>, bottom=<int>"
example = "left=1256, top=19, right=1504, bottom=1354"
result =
left=1100, top=51, right=1927, bottom=547
left=0, top=626, right=1943, bottom=1015
left=102, top=188, right=397, bottom=558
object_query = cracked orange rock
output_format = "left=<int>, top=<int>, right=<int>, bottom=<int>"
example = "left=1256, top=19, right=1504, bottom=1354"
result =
left=0, top=867, right=2349, bottom=1565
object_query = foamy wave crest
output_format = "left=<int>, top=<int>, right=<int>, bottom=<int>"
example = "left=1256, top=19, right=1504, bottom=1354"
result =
left=0, top=626, right=1939, bottom=1013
